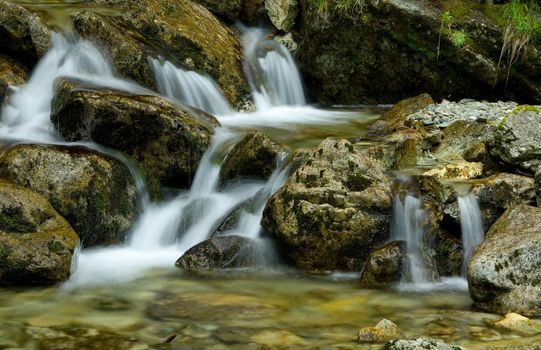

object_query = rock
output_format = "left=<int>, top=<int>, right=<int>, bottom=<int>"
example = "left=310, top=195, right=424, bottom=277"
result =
left=220, top=131, right=286, bottom=183
left=298, top=0, right=541, bottom=105
left=0, top=1, right=50, bottom=68
left=493, top=313, right=541, bottom=336
left=242, top=0, right=267, bottom=24
left=471, top=173, right=536, bottom=229
left=536, top=167, right=541, bottom=207
left=0, top=180, right=79, bottom=285
left=90, top=0, right=250, bottom=106
left=467, top=205, right=541, bottom=316
left=0, top=144, right=138, bottom=247
left=434, top=120, right=496, bottom=161
left=358, top=319, right=404, bottom=343
left=262, top=138, right=393, bottom=272
left=359, top=241, right=405, bottom=287
left=50, top=78, right=218, bottom=188
left=193, top=0, right=242, bottom=20
left=176, top=235, right=267, bottom=269
left=463, top=143, right=487, bottom=163
left=0, top=55, right=27, bottom=103
left=73, top=11, right=156, bottom=91
left=265, top=0, right=298, bottom=31
left=489, top=106, right=541, bottom=174
left=381, top=338, right=463, bottom=350
left=423, top=162, right=483, bottom=180
left=433, top=231, right=463, bottom=277
left=367, top=94, right=434, bottom=137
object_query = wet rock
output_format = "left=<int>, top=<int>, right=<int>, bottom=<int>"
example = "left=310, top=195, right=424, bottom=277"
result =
left=251, top=329, right=307, bottom=347
left=0, top=144, right=138, bottom=247
left=90, top=0, right=250, bottom=106
left=73, top=11, right=156, bottom=91
left=0, top=1, right=51, bottom=68
left=471, top=173, right=536, bottom=229
left=176, top=235, right=267, bottom=269
left=25, top=326, right=149, bottom=350
left=423, top=162, right=483, bottom=180
left=359, top=241, right=405, bottom=287
left=0, top=55, right=27, bottom=103
left=381, top=338, right=463, bottom=350
left=265, top=0, right=298, bottom=31
left=463, top=143, right=487, bottom=163
left=221, top=131, right=286, bottom=183
left=536, top=167, right=541, bottom=207
left=0, top=180, right=79, bottom=285
left=242, top=0, right=267, bottom=24
left=262, top=138, right=393, bottom=272
left=367, top=94, right=433, bottom=137
left=433, top=120, right=496, bottom=161
left=433, top=231, right=463, bottom=277
left=50, top=78, right=218, bottom=188
left=489, top=106, right=541, bottom=174
left=193, top=0, right=242, bottom=20
left=468, top=205, right=541, bottom=316
left=493, top=313, right=541, bottom=336
left=358, top=319, right=404, bottom=343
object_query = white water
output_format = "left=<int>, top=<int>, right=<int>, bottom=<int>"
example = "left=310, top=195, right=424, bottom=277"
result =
left=458, top=192, right=484, bottom=276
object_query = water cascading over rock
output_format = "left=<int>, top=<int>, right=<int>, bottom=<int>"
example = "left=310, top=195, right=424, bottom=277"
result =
left=457, top=192, right=484, bottom=276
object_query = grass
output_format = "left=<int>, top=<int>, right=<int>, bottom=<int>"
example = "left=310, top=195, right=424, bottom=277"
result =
left=437, top=10, right=469, bottom=60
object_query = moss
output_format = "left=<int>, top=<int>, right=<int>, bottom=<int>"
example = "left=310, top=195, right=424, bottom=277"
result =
left=498, top=104, right=540, bottom=128
left=0, top=208, right=37, bottom=233
left=47, top=240, right=65, bottom=254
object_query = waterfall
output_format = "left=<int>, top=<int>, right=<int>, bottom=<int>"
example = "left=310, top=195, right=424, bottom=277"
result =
left=150, top=58, right=232, bottom=115
left=458, top=192, right=484, bottom=276
left=243, top=28, right=306, bottom=110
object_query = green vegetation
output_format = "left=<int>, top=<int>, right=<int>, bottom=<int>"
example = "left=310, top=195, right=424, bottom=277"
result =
left=309, top=0, right=366, bottom=20
left=437, top=10, right=469, bottom=60
left=498, top=105, right=540, bottom=129
left=449, top=29, right=467, bottom=48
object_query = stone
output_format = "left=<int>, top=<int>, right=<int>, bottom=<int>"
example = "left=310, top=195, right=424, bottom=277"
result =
left=433, top=231, right=463, bottom=277
left=381, top=338, right=463, bottom=350
left=358, top=319, right=404, bottom=343
left=220, top=131, right=286, bottom=183
left=536, top=167, right=541, bottom=207
left=359, top=241, right=405, bottom=287
left=0, top=180, right=79, bottom=285
left=50, top=78, right=218, bottom=188
left=493, top=313, right=541, bottom=336
left=265, top=0, right=298, bottom=32
left=467, top=205, right=541, bottom=316
left=0, top=55, right=27, bottom=103
left=0, top=144, right=138, bottom=247
left=193, top=0, right=242, bottom=20
left=262, top=138, right=393, bottom=272
left=471, top=173, right=536, bottom=229
left=489, top=106, right=541, bottom=174
left=242, top=0, right=267, bottom=24
left=176, top=235, right=267, bottom=269
left=0, top=0, right=51, bottom=68
left=434, top=120, right=496, bottom=161
left=423, top=162, right=483, bottom=180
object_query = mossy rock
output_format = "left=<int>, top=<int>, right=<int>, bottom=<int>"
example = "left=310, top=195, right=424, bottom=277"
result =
left=0, top=144, right=139, bottom=247
left=359, top=241, right=405, bottom=287
left=50, top=78, right=219, bottom=188
left=0, top=55, right=27, bottom=103
left=0, top=0, right=50, bottom=69
left=192, top=0, right=242, bottom=20
left=0, top=179, right=79, bottom=285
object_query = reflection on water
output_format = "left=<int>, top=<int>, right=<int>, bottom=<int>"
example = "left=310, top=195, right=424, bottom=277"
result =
left=1, top=270, right=540, bottom=349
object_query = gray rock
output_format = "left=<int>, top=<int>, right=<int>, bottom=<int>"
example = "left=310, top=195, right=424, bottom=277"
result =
left=0, top=55, right=27, bottom=103
left=358, top=319, right=404, bottom=343
left=265, top=0, right=298, bottom=31
left=433, top=120, right=496, bottom=161
left=381, top=338, right=463, bottom=350
left=468, top=205, right=541, bottom=316
left=359, top=241, right=405, bottom=287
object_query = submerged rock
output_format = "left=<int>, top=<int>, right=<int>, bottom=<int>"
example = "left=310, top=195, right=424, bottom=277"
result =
left=493, top=313, right=541, bottom=336
left=50, top=79, right=218, bottom=188
left=262, top=138, right=393, bottom=272
left=468, top=205, right=541, bottom=316
left=381, top=338, right=463, bottom=350
left=0, top=55, right=27, bottom=103
left=220, top=131, right=286, bottom=184
left=359, top=241, right=405, bottom=287
left=489, top=106, right=541, bottom=174
left=176, top=235, right=268, bottom=269
left=0, top=180, right=79, bottom=285
left=358, top=319, right=404, bottom=343
left=0, top=144, right=138, bottom=247
left=0, top=1, right=50, bottom=68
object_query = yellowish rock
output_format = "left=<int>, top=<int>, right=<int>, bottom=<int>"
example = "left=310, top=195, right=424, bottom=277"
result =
left=358, top=319, right=404, bottom=343
left=423, top=161, right=483, bottom=180
left=493, top=313, right=541, bottom=336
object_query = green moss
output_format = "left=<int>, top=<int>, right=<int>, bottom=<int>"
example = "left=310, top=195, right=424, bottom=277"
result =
left=0, top=208, right=36, bottom=233
left=48, top=240, right=65, bottom=254
left=498, top=104, right=540, bottom=128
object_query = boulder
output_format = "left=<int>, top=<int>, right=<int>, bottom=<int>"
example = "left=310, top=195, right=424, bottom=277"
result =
left=536, top=167, right=541, bottom=207
left=493, top=313, right=541, bottom=336
left=50, top=78, right=218, bottom=188
left=471, top=173, right=536, bottom=229
left=0, top=0, right=50, bottom=68
left=0, top=144, right=138, bottom=247
left=297, top=0, right=541, bottom=105
left=193, top=0, right=242, bottom=20
left=423, top=162, right=483, bottom=180
left=489, top=106, right=541, bottom=174
left=468, top=205, right=541, bottom=316
left=73, top=11, right=157, bottom=91
left=90, top=0, right=250, bottom=106
left=434, top=120, right=496, bottom=161
left=242, top=0, right=268, bottom=24
left=0, top=55, right=27, bottom=103
left=359, top=241, right=405, bottom=287
left=0, top=180, right=79, bottom=285
left=175, top=235, right=267, bottom=269
left=358, top=319, right=404, bottom=343
left=381, top=338, right=463, bottom=350
left=265, top=0, right=299, bottom=32
left=433, top=231, right=463, bottom=277
left=262, top=138, right=393, bottom=272
left=220, top=131, right=286, bottom=183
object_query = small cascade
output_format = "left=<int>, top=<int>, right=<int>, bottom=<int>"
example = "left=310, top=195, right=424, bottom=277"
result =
left=458, top=192, right=484, bottom=276
left=243, top=28, right=306, bottom=110
left=150, top=58, right=232, bottom=115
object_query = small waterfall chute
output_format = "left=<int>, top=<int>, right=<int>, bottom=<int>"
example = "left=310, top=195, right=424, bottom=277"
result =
left=458, top=192, right=484, bottom=276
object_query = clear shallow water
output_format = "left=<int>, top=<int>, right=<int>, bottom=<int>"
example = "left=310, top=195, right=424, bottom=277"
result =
left=1, top=271, right=540, bottom=349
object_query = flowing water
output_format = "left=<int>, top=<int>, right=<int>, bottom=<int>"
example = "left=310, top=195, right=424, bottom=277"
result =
left=458, top=193, right=484, bottom=276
